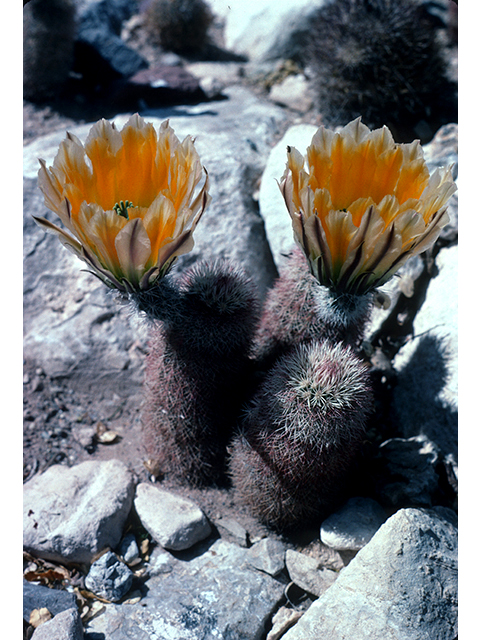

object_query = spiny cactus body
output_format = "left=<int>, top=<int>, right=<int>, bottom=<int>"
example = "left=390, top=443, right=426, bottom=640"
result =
left=230, top=339, right=373, bottom=529
left=253, top=248, right=373, bottom=368
left=140, top=260, right=260, bottom=486
left=144, top=0, right=213, bottom=54
left=23, top=0, right=76, bottom=102
left=306, top=0, right=456, bottom=139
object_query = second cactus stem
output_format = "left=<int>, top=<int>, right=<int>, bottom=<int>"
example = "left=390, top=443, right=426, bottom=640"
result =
left=229, top=339, right=374, bottom=530
left=133, top=260, right=260, bottom=487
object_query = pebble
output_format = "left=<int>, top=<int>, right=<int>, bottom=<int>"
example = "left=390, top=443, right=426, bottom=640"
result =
left=85, top=551, right=134, bottom=602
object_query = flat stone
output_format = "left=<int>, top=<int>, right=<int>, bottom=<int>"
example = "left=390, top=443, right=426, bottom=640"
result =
left=320, top=497, right=387, bottom=551
left=85, top=539, right=285, bottom=639
left=246, top=538, right=286, bottom=576
left=23, top=581, right=77, bottom=623
left=31, top=607, right=83, bottom=640
left=23, top=459, right=135, bottom=564
left=85, top=551, right=134, bottom=602
left=267, top=607, right=303, bottom=640
left=134, top=483, right=212, bottom=551
left=285, top=549, right=338, bottom=597
left=281, top=507, right=458, bottom=640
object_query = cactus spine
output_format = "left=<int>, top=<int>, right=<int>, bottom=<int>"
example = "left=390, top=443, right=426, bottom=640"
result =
left=230, top=339, right=373, bottom=530
left=136, top=260, right=260, bottom=486
left=306, top=0, right=456, bottom=139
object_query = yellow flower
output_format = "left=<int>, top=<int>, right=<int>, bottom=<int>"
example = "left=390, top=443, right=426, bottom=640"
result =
left=280, top=118, right=456, bottom=295
left=34, top=115, right=210, bottom=292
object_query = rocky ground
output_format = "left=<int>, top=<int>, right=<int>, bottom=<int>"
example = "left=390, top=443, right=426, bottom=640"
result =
left=23, top=1, right=458, bottom=638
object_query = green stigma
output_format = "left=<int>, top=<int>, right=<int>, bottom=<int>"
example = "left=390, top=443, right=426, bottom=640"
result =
left=113, top=200, right=135, bottom=219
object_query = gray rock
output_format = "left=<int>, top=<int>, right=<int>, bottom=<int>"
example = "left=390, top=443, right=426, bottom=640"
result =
left=285, top=549, right=337, bottom=598
left=85, top=551, right=134, bottom=602
left=391, top=244, right=458, bottom=461
left=31, top=607, right=83, bottom=640
left=320, top=497, right=387, bottom=551
left=281, top=508, right=458, bottom=640
left=23, top=459, right=135, bottom=564
left=85, top=539, right=285, bottom=639
left=267, top=607, right=303, bottom=640
left=375, top=435, right=441, bottom=508
left=215, top=517, right=249, bottom=547
left=117, top=532, right=140, bottom=564
left=213, top=0, right=328, bottom=63
left=269, top=74, right=313, bottom=113
left=23, top=581, right=77, bottom=623
left=246, top=538, right=286, bottom=576
left=76, top=0, right=147, bottom=79
left=134, top=483, right=212, bottom=551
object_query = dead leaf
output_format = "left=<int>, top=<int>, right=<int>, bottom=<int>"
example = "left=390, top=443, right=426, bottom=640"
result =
left=29, top=608, right=52, bottom=628
left=96, top=421, right=119, bottom=444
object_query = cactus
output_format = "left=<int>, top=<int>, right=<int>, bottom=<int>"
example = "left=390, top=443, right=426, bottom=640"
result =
left=23, top=0, right=76, bottom=102
left=143, top=0, right=213, bottom=54
left=253, top=248, right=374, bottom=368
left=306, top=0, right=456, bottom=139
left=138, top=260, right=260, bottom=486
left=229, top=339, right=373, bottom=530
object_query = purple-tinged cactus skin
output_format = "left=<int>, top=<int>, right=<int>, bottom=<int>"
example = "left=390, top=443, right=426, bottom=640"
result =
left=139, top=260, right=260, bottom=486
left=230, top=339, right=373, bottom=530
left=253, top=248, right=373, bottom=368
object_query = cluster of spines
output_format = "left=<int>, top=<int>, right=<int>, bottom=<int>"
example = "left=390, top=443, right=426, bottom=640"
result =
left=305, top=0, right=456, bottom=139
left=143, top=0, right=213, bottom=54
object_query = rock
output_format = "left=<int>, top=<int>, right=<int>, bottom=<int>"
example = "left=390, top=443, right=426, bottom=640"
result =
left=269, top=74, right=313, bottom=112
left=246, top=538, right=286, bottom=576
left=23, top=459, right=135, bottom=564
left=320, top=497, right=387, bottom=551
left=296, top=540, right=347, bottom=572
left=212, top=0, right=328, bottom=63
left=281, top=507, right=458, bottom=640
left=258, top=122, right=317, bottom=269
left=267, top=606, right=303, bottom=640
left=23, top=86, right=286, bottom=384
left=117, top=532, right=140, bottom=564
left=75, top=0, right=147, bottom=81
left=285, top=549, right=338, bottom=598
left=134, top=483, right=212, bottom=551
left=85, top=551, right=134, bottom=602
left=374, top=435, right=441, bottom=508
left=85, top=539, right=285, bottom=639
left=112, top=64, right=207, bottom=110
left=215, top=517, right=249, bottom=547
left=391, top=244, right=458, bottom=461
left=31, top=607, right=83, bottom=640
left=23, top=581, right=77, bottom=623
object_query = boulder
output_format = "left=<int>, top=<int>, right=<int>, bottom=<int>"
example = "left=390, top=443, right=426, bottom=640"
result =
left=211, top=0, right=328, bottom=63
left=281, top=507, right=458, bottom=640
left=23, top=459, right=135, bottom=564
left=85, top=538, right=285, bottom=639
left=23, top=581, right=78, bottom=624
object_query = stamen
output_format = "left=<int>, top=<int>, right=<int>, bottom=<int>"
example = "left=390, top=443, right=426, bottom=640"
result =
left=113, top=200, right=134, bottom=219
